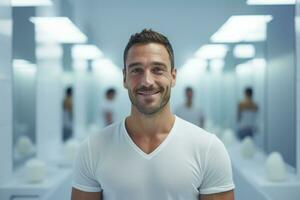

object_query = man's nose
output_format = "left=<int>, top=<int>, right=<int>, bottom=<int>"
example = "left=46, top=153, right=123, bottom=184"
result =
left=141, top=70, right=155, bottom=86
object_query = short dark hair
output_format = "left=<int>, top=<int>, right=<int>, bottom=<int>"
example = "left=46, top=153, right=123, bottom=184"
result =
left=66, top=87, right=73, bottom=96
left=245, top=87, right=253, bottom=97
left=185, top=87, right=193, bottom=93
left=123, top=29, right=174, bottom=69
left=106, top=88, right=116, bottom=96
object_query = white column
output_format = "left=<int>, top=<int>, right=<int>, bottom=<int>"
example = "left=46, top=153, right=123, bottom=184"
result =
left=0, top=0, right=13, bottom=182
left=73, top=60, right=89, bottom=139
left=36, top=43, right=63, bottom=162
left=296, top=0, right=300, bottom=177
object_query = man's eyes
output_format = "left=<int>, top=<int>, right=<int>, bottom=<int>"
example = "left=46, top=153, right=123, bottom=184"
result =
left=130, top=68, right=143, bottom=73
left=129, top=66, right=165, bottom=74
left=153, top=67, right=165, bottom=74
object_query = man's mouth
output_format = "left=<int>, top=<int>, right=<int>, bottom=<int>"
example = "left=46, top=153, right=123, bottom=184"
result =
left=136, top=89, right=160, bottom=96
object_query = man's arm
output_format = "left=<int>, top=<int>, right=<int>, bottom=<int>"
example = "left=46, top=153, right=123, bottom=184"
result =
left=71, top=188, right=102, bottom=200
left=200, top=190, right=234, bottom=200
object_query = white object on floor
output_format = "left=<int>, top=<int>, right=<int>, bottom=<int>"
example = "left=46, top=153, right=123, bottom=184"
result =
left=16, top=135, right=35, bottom=157
left=25, top=158, right=46, bottom=183
left=221, top=129, right=236, bottom=147
left=240, top=136, right=255, bottom=159
left=265, top=151, right=286, bottom=182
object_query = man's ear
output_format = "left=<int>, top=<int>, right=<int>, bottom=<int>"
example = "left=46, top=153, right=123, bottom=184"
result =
left=171, top=68, right=177, bottom=87
left=123, top=68, right=128, bottom=89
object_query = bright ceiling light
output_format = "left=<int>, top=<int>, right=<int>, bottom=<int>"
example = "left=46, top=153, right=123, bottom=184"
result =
left=233, top=44, right=256, bottom=58
left=92, top=58, right=122, bottom=80
left=179, top=58, right=207, bottom=81
left=211, top=15, right=273, bottom=43
left=235, top=58, right=266, bottom=74
left=252, top=58, right=266, bottom=68
left=182, top=58, right=207, bottom=70
left=12, top=0, right=52, bottom=7
left=36, top=43, right=63, bottom=59
left=195, top=44, right=228, bottom=59
left=13, top=59, right=31, bottom=66
left=235, top=63, right=251, bottom=74
left=13, top=59, right=37, bottom=74
left=72, top=44, right=103, bottom=60
left=93, top=58, right=117, bottom=70
left=247, top=0, right=295, bottom=5
left=30, top=17, right=87, bottom=43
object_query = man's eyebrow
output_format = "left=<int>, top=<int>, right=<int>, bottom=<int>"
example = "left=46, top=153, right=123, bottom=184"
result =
left=151, top=62, right=168, bottom=69
left=127, top=62, right=142, bottom=69
left=127, top=61, right=168, bottom=69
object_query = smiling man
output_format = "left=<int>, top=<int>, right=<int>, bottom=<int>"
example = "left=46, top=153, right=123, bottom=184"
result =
left=71, top=29, right=235, bottom=200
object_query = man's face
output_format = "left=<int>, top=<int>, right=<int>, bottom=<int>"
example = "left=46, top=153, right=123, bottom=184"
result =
left=107, top=93, right=115, bottom=100
left=123, top=43, right=176, bottom=115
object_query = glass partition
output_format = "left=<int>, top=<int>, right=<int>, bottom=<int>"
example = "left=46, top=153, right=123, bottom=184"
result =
left=12, top=60, right=37, bottom=169
left=12, top=6, right=37, bottom=169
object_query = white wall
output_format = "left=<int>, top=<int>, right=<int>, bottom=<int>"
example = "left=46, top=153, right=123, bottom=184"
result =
left=296, top=0, right=300, bottom=177
left=220, top=72, right=236, bottom=130
left=0, top=0, right=12, bottom=182
left=265, top=13, right=296, bottom=167
left=0, top=0, right=12, bottom=181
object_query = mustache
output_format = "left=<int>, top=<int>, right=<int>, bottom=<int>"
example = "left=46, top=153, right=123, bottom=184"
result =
left=135, top=86, right=162, bottom=93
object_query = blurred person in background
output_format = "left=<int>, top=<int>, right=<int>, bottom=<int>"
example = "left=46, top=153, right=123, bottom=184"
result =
left=175, top=86, right=205, bottom=128
left=63, top=87, right=73, bottom=142
left=237, top=87, right=258, bottom=140
left=100, top=88, right=116, bottom=126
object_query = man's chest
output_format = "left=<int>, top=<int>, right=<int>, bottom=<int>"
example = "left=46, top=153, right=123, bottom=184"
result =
left=94, top=147, right=202, bottom=197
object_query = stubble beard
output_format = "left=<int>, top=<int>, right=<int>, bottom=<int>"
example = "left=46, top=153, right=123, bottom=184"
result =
left=128, top=85, right=171, bottom=116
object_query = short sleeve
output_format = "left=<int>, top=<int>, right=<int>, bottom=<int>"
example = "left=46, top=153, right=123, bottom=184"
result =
left=199, top=135, right=235, bottom=194
left=72, top=139, right=102, bottom=192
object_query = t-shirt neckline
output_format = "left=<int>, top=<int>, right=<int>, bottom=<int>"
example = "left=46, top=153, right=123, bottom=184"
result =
left=121, top=116, right=178, bottom=160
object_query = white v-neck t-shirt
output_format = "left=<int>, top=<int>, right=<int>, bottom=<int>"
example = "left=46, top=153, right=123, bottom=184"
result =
left=73, top=116, right=234, bottom=199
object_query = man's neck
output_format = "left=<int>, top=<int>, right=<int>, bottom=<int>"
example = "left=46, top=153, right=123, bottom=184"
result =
left=125, top=105, right=175, bottom=138
left=245, top=97, right=253, bottom=102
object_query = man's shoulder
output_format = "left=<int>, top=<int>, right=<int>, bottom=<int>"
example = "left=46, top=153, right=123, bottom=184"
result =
left=76, top=121, right=123, bottom=166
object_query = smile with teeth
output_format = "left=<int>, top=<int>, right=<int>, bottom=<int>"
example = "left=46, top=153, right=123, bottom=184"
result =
left=137, top=90, right=160, bottom=96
